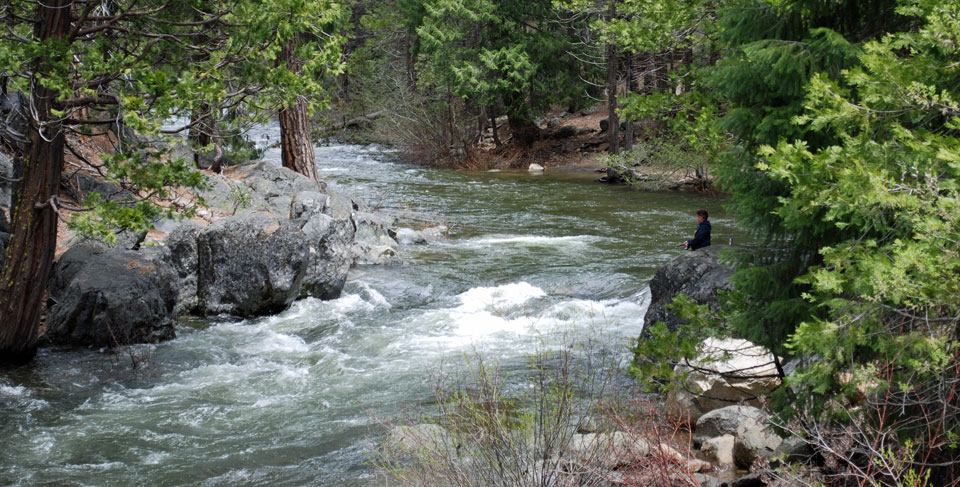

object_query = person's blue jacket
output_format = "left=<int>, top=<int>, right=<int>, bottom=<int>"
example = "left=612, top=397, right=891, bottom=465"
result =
left=687, top=221, right=711, bottom=250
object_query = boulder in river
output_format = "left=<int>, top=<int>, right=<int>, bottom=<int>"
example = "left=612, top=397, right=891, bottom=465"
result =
left=642, top=245, right=733, bottom=339
left=45, top=246, right=177, bottom=347
left=299, top=212, right=355, bottom=300
left=196, top=212, right=310, bottom=317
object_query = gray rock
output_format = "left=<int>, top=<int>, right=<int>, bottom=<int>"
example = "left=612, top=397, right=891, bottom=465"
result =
left=352, top=211, right=399, bottom=265
left=642, top=245, right=733, bottom=338
left=201, top=161, right=326, bottom=217
left=696, top=406, right=767, bottom=440
left=45, top=247, right=177, bottom=347
left=75, top=173, right=136, bottom=203
left=734, top=417, right=783, bottom=469
left=0, top=207, right=8, bottom=234
left=299, top=212, right=355, bottom=300
left=164, top=221, right=203, bottom=315
left=700, top=434, right=736, bottom=467
left=774, top=436, right=813, bottom=464
left=396, top=225, right=447, bottom=245
left=289, top=191, right=330, bottom=222
left=196, top=212, right=310, bottom=317
left=0, top=92, right=29, bottom=152
left=67, top=228, right=148, bottom=251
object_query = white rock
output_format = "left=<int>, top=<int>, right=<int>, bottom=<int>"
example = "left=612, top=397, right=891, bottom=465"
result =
left=528, top=163, right=545, bottom=172
left=700, top=434, right=735, bottom=467
left=667, top=338, right=781, bottom=422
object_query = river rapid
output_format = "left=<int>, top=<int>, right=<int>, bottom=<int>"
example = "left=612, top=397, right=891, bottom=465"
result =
left=1, top=126, right=745, bottom=486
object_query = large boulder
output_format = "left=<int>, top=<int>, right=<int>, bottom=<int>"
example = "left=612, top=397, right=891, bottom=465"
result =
left=642, top=245, right=733, bottom=338
left=201, top=161, right=326, bottom=217
left=667, top=338, right=781, bottom=422
left=196, top=212, right=310, bottom=316
left=45, top=247, right=177, bottom=347
left=695, top=405, right=767, bottom=440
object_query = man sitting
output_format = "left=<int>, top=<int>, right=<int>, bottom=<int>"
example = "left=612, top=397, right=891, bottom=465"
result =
left=683, top=209, right=711, bottom=250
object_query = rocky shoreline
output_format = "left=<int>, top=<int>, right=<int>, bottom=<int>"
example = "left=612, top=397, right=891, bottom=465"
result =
left=0, top=157, right=441, bottom=350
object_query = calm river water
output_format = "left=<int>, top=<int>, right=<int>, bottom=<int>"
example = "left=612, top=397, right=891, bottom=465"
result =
left=0, top=125, right=746, bottom=486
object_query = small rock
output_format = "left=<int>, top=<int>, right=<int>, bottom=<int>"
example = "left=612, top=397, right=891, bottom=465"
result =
left=774, top=436, right=813, bottom=464
left=732, top=471, right=767, bottom=487
left=528, top=163, right=545, bottom=172
left=700, top=434, right=736, bottom=467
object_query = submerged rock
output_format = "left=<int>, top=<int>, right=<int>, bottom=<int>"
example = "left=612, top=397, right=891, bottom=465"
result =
left=46, top=247, right=177, bottom=347
left=196, top=212, right=310, bottom=317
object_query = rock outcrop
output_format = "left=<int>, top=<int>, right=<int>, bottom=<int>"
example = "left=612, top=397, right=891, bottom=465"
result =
left=45, top=247, right=177, bottom=347
left=642, top=245, right=733, bottom=338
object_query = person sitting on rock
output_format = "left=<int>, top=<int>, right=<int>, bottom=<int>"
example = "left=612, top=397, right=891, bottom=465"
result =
left=683, top=209, right=711, bottom=250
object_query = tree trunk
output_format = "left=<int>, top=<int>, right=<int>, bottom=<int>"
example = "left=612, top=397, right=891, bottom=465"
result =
left=624, top=52, right=636, bottom=152
left=278, top=36, right=318, bottom=182
left=0, top=0, right=70, bottom=365
left=606, top=3, right=620, bottom=155
left=489, top=108, right=501, bottom=147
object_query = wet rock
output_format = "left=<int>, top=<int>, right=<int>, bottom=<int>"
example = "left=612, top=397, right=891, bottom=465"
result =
left=642, top=245, right=733, bottom=338
left=196, top=212, right=310, bottom=316
left=352, top=211, right=399, bottom=265
left=396, top=225, right=447, bottom=245
left=668, top=340, right=781, bottom=422
left=45, top=247, right=177, bottom=347
left=299, top=212, right=355, bottom=300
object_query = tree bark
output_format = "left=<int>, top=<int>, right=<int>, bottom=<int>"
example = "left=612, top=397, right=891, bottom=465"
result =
left=278, top=36, right=318, bottom=182
left=624, top=51, right=636, bottom=152
left=0, top=0, right=70, bottom=365
left=606, top=3, right=620, bottom=155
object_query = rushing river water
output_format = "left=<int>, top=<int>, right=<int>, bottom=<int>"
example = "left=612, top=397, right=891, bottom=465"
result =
left=1, top=126, right=747, bottom=486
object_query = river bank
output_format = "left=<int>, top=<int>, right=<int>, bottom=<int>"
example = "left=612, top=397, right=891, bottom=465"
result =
left=1, top=129, right=749, bottom=485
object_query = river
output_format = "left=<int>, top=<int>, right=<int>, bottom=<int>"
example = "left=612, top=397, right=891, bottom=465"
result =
left=0, top=128, right=744, bottom=486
